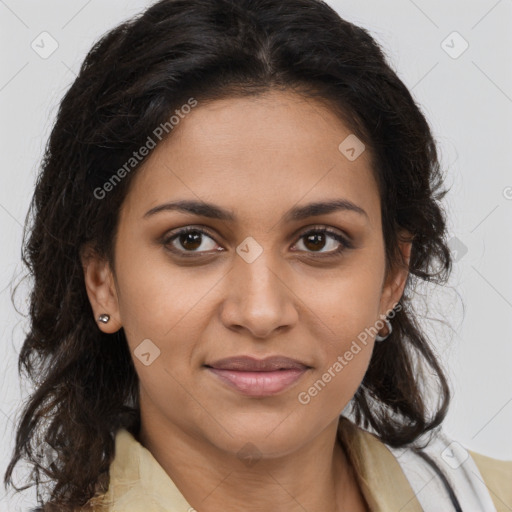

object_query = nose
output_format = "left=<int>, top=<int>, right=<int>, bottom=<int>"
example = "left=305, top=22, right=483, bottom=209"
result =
left=219, top=250, right=299, bottom=339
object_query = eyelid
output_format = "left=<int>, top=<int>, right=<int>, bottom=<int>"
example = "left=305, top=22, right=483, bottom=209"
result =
left=294, top=224, right=351, bottom=241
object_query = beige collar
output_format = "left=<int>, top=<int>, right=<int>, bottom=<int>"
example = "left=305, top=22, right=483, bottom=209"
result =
left=99, top=418, right=422, bottom=511
left=337, top=417, right=422, bottom=511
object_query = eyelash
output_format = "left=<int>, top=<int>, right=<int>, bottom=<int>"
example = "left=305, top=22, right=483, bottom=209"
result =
left=161, top=225, right=353, bottom=259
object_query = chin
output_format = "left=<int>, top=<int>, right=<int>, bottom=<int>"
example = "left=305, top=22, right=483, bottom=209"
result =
left=203, top=412, right=317, bottom=458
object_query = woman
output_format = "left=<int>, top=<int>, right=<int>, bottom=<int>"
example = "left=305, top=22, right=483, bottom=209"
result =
left=4, top=0, right=511, bottom=510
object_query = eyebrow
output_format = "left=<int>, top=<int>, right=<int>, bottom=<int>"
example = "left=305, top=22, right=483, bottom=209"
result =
left=144, top=198, right=368, bottom=222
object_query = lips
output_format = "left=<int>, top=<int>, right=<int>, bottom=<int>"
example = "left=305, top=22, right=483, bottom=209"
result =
left=206, top=355, right=309, bottom=372
left=204, top=356, right=310, bottom=397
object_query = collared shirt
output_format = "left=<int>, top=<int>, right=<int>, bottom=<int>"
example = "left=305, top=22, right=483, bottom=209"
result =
left=90, top=418, right=512, bottom=511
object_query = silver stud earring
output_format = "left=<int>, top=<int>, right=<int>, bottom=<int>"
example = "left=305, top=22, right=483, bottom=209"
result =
left=375, top=318, right=392, bottom=342
left=98, top=314, right=111, bottom=324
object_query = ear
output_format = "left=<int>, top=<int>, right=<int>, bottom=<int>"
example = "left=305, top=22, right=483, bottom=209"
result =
left=379, top=230, right=413, bottom=316
left=81, top=245, right=122, bottom=333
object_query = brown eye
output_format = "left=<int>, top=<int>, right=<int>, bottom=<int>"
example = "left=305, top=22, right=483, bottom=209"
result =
left=163, top=227, right=220, bottom=255
left=303, top=232, right=328, bottom=251
left=294, top=228, right=352, bottom=256
left=178, top=231, right=203, bottom=251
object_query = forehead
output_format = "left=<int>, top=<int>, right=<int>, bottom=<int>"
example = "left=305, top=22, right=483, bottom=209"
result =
left=122, top=90, right=381, bottom=229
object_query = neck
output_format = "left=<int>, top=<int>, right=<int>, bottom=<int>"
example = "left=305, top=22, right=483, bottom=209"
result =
left=138, top=411, right=367, bottom=512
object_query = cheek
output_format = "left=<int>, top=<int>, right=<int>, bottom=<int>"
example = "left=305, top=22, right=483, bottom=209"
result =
left=297, top=300, right=378, bottom=416
left=296, top=263, right=384, bottom=405
left=298, top=344, right=373, bottom=410
left=114, top=237, right=218, bottom=342
left=308, top=262, right=385, bottom=339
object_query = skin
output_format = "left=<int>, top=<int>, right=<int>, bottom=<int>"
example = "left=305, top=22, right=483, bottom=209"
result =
left=83, top=90, right=411, bottom=512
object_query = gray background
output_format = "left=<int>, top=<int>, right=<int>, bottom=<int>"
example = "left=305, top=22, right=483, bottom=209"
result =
left=1, top=0, right=511, bottom=510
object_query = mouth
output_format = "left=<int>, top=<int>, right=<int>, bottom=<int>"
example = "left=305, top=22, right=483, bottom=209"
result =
left=204, top=355, right=311, bottom=397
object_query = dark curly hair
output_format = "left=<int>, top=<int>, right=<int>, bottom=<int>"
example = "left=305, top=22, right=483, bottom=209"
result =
left=4, top=0, right=453, bottom=509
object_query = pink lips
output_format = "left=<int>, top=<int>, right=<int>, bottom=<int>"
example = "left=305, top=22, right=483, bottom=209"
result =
left=205, top=356, right=310, bottom=397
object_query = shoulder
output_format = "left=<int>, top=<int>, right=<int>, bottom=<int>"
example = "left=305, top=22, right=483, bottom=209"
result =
left=84, top=428, right=195, bottom=512
left=469, top=450, right=512, bottom=512
left=337, top=416, right=512, bottom=511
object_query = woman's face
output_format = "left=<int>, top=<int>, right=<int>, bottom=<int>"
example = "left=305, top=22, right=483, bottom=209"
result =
left=86, top=90, right=410, bottom=457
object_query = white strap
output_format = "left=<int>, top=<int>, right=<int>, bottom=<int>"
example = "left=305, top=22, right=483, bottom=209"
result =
left=388, top=431, right=497, bottom=511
